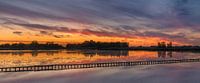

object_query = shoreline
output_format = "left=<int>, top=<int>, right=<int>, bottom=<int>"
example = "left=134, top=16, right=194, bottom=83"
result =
left=1, top=48, right=200, bottom=52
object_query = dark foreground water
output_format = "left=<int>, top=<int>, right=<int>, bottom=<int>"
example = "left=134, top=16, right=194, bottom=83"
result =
left=1, top=63, right=200, bottom=83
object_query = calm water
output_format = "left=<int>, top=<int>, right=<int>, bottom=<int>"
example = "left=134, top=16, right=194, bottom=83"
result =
left=1, top=50, right=200, bottom=83
left=1, top=63, right=200, bottom=83
left=0, top=50, right=200, bottom=67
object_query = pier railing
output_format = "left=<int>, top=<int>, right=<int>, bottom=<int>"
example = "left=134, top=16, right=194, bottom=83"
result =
left=1, top=58, right=200, bottom=72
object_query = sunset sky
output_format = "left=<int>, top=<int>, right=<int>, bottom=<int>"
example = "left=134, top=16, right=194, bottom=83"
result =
left=0, top=0, right=200, bottom=46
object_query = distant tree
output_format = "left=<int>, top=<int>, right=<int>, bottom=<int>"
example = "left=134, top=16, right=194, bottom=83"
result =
left=158, top=42, right=167, bottom=48
left=30, top=41, right=39, bottom=45
left=158, top=42, right=162, bottom=48
left=161, top=42, right=166, bottom=48
left=66, top=40, right=129, bottom=50
left=167, top=42, right=172, bottom=48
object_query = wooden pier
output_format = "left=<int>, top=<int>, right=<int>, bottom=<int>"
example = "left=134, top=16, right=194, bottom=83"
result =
left=1, top=58, right=200, bottom=72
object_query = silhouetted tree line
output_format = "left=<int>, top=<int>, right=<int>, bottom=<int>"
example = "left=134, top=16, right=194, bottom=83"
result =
left=0, top=41, right=64, bottom=50
left=158, top=42, right=172, bottom=48
left=1, top=41, right=200, bottom=51
left=130, top=42, right=200, bottom=51
left=66, top=40, right=129, bottom=50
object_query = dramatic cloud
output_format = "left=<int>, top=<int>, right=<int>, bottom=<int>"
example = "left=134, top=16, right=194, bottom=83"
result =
left=12, top=22, right=133, bottom=38
left=53, top=35, right=65, bottom=38
left=40, top=31, right=53, bottom=35
left=40, top=31, right=68, bottom=38
left=13, top=31, right=23, bottom=35
left=0, top=0, right=200, bottom=45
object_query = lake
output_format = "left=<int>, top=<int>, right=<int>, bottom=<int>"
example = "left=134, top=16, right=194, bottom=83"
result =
left=0, top=50, right=200, bottom=67
left=1, top=50, right=200, bottom=83
left=1, top=63, right=200, bottom=83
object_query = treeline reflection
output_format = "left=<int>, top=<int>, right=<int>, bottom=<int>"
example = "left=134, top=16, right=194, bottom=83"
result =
left=0, top=50, right=176, bottom=58
left=0, top=50, right=60, bottom=56
left=80, top=50, right=129, bottom=57
left=158, top=51, right=173, bottom=58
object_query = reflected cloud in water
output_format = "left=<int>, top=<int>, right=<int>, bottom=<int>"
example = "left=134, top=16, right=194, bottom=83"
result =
left=0, top=50, right=200, bottom=67
left=0, top=50, right=60, bottom=56
left=0, top=50, right=173, bottom=58
left=80, top=50, right=129, bottom=57
left=1, top=63, right=200, bottom=83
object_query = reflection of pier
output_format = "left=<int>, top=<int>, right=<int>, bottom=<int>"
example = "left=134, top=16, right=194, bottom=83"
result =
left=1, top=58, right=200, bottom=72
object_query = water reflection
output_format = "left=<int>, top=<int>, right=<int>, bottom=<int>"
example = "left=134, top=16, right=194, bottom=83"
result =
left=157, top=51, right=173, bottom=58
left=1, top=63, right=200, bottom=83
left=0, top=50, right=60, bottom=56
left=0, top=50, right=200, bottom=67
left=0, top=50, right=172, bottom=58
left=0, top=50, right=129, bottom=57
left=80, top=50, right=129, bottom=57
